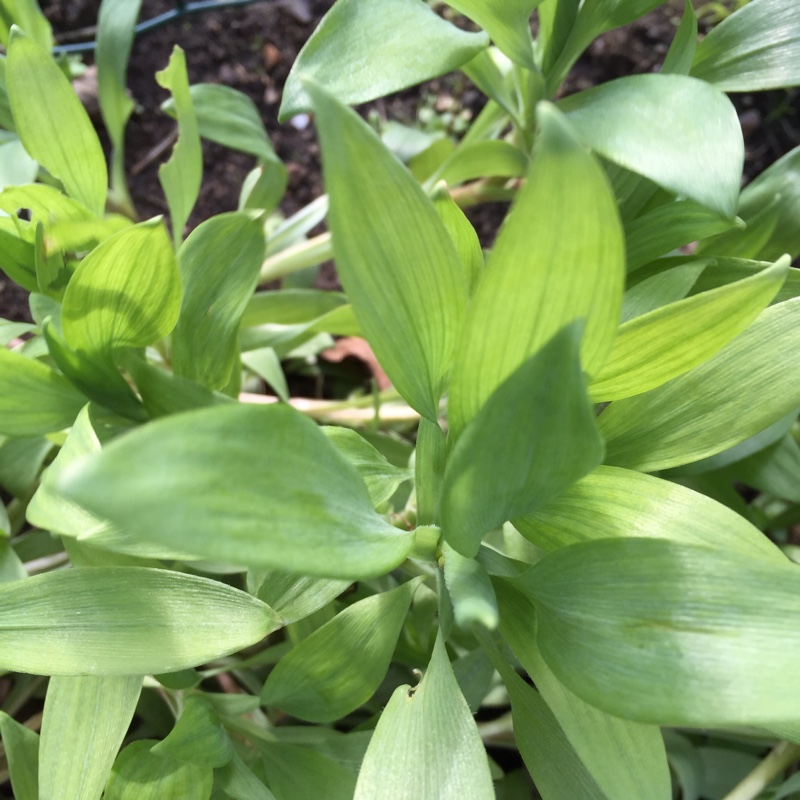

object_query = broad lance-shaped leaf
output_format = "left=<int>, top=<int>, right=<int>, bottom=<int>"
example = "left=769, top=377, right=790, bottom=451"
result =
left=691, top=0, right=800, bottom=91
left=105, top=740, right=212, bottom=800
left=61, top=219, right=181, bottom=356
left=58, top=403, right=414, bottom=578
left=310, top=84, right=468, bottom=421
left=448, top=102, right=624, bottom=436
left=600, top=297, right=800, bottom=471
left=442, top=324, right=604, bottom=557
left=353, top=631, right=495, bottom=800
left=514, top=465, right=784, bottom=563
left=0, top=348, right=85, bottom=436
left=261, top=578, right=420, bottom=722
left=0, top=566, right=279, bottom=675
left=7, top=27, right=107, bottom=216
left=518, top=538, right=800, bottom=726
left=442, top=545, right=499, bottom=630
left=590, top=258, right=788, bottom=401
left=280, top=0, right=487, bottom=119
left=559, top=74, right=743, bottom=219
left=492, top=586, right=671, bottom=800
left=445, top=0, right=539, bottom=68
left=253, top=570, right=351, bottom=625
left=172, top=212, right=265, bottom=391
left=0, top=712, right=38, bottom=800
left=259, top=741, right=356, bottom=800
left=39, top=675, right=142, bottom=800
left=156, top=46, right=201, bottom=247
left=152, top=696, right=233, bottom=768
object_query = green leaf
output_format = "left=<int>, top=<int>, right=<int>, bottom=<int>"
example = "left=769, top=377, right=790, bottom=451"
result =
left=0, top=221, right=36, bottom=291
left=239, top=160, right=287, bottom=215
left=691, top=0, right=800, bottom=91
left=61, top=219, right=181, bottom=355
left=698, top=145, right=800, bottom=263
left=156, top=46, right=202, bottom=247
left=322, top=426, right=412, bottom=508
left=241, top=289, right=347, bottom=329
left=172, top=212, right=265, bottom=390
left=218, top=754, right=276, bottom=800
left=445, top=0, right=539, bottom=67
left=590, top=258, right=788, bottom=400
left=728, top=432, right=800, bottom=503
left=58, top=403, right=414, bottom=578
left=280, top=0, right=488, bottom=120
left=105, top=740, right=213, bottom=800
left=600, top=298, right=800, bottom=471
left=434, top=139, right=529, bottom=186
left=442, top=545, right=499, bottom=630
left=152, top=696, right=234, bottom=768
left=0, top=348, right=86, bottom=436
left=661, top=0, right=697, bottom=75
left=492, top=592, right=671, bottom=800
left=443, top=324, right=604, bottom=557
left=520, top=538, right=800, bottom=726
left=514, top=465, right=784, bottom=562
left=310, top=83, right=469, bottom=420
left=621, top=260, right=707, bottom=322
left=432, top=188, right=484, bottom=292
left=448, top=103, right=624, bottom=435
left=96, top=0, right=141, bottom=208
left=353, top=631, right=494, bottom=800
left=253, top=571, right=351, bottom=625
left=0, top=0, right=51, bottom=49
left=259, top=742, right=356, bottom=800
left=261, top=579, right=420, bottom=722
left=7, top=27, right=106, bottom=216
left=0, top=711, right=38, bottom=800
left=39, top=675, right=142, bottom=800
left=559, top=74, right=743, bottom=219
left=0, top=566, right=278, bottom=675
left=164, top=83, right=282, bottom=167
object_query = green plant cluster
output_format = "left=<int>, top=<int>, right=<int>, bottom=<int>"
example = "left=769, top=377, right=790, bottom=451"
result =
left=0, top=0, right=800, bottom=797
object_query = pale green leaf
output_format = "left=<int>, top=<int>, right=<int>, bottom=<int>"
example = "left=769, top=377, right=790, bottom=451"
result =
left=58, top=404, right=414, bottom=578
left=354, top=631, right=494, bottom=799
left=164, top=83, right=281, bottom=166
left=443, top=324, right=604, bottom=556
left=0, top=0, right=51, bottom=50
left=495, top=586, right=677, bottom=800
left=172, top=212, right=265, bottom=390
left=61, top=219, right=181, bottom=355
left=0, top=540, right=26, bottom=582
left=621, top=260, right=707, bottom=322
left=280, top=0, right=488, bottom=119
left=0, top=135, right=37, bottom=190
left=449, top=103, right=623, bottom=435
left=105, top=740, right=213, bottom=800
left=559, top=74, right=743, bottom=219
left=156, top=46, right=202, bottom=247
left=7, top=28, right=106, bottom=215
left=461, top=49, right=519, bottom=121
left=730, top=432, right=800, bottom=503
left=241, top=289, right=347, bottom=329
left=698, top=145, right=800, bottom=262
left=625, top=199, right=740, bottom=272
left=0, top=711, right=38, bottom=800
left=445, top=0, right=538, bottom=67
left=152, top=696, right=234, bottom=768
left=661, top=0, right=697, bottom=75
left=241, top=348, right=288, bottom=402
left=0, top=566, right=278, bottom=675
left=254, top=571, right=351, bottom=625
left=691, top=0, right=800, bottom=91
left=261, top=579, right=420, bottom=722
left=310, top=83, right=469, bottom=420
left=590, top=258, right=787, bottom=400
left=0, top=348, right=85, bottom=436
left=432, top=189, right=484, bottom=291
left=600, top=298, right=800, bottom=471
left=239, top=160, right=287, bottom=215
left=521, top=538, right=800, bottom=725
left=514, top=465, right=783, bottom=562
left=434, top=139, right=529, bottom=186
left=442, top=545, right=499, bottom=630
left=322, top=426, right=412, bottom=508
left=218, top=754, right=277, bottom=800
left=39, top=675, right=142, bottom=800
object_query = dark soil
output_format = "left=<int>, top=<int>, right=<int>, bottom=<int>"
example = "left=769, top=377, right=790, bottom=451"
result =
left=0, top=1, right=797, bottom=323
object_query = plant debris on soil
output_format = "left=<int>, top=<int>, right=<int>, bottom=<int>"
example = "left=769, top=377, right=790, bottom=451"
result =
left=0, top=0, right=797, bottom=324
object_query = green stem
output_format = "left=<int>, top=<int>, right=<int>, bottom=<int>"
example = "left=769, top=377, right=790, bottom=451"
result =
left=259, top=232, right=332, bottom=284
left=722, top=741, right=800, bottom=800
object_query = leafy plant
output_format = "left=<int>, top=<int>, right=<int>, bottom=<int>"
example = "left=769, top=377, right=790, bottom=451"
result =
left=0, top=0, right=800, bottom=797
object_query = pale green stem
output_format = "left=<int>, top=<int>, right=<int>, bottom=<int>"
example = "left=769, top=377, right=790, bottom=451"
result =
left=259, top=231, right=332, bottom=284
left=721, top=741, right=800, bottom=800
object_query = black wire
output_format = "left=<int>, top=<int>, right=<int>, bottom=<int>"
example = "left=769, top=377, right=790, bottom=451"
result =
left=52, top=0, right=263, bottom=55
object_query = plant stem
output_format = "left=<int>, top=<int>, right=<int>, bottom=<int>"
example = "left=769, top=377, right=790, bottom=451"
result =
left=722, top=741, right=800, bottom=800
